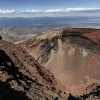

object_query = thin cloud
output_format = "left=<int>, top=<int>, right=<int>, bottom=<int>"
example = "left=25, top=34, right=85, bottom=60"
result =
left=0, top=8, right=100, bottom=17
left=0, top=8, right=100, bottom=14
left=65, top=8, right=100, bottom=12
left=22, top=9, right=42, bottom=13
left=22, top=8, right=100, bottom=13
left=0, top=9, right=15, bottom=14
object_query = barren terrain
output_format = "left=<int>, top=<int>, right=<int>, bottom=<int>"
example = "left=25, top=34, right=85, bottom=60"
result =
left=0, top=28, right=100, bottom=100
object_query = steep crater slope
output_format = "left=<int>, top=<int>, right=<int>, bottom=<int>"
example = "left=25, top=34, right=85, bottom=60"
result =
left=0, top=39, right=70, bottom=100
left=19, top=28, right=100, bottom=87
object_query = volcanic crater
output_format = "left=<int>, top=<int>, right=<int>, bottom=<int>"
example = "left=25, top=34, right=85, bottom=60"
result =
left=0, top=28, right=100, bottom=100
left=19, top=28, right=100, bottom=87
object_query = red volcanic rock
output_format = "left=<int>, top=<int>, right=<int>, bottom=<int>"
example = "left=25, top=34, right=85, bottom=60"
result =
left=17, top=28, right=100, bottom=99
left=83, top=30, right=100, bottom=45
left=0, top=39, right=70, bottom=100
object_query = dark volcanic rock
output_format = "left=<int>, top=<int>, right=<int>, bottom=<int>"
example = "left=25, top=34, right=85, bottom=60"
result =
left=0, top=36, right=2, bottom=40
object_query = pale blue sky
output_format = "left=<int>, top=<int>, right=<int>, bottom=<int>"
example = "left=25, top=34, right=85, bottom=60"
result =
left=0, top=0, right=100, bottom=10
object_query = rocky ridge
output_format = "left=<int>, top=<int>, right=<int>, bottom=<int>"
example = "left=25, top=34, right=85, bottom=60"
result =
left=0, top=39, right=69, bottom=100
